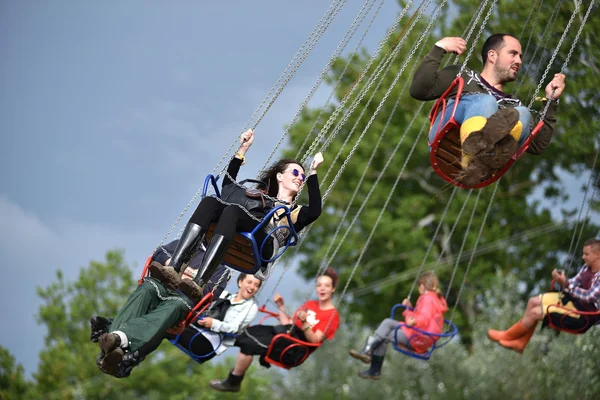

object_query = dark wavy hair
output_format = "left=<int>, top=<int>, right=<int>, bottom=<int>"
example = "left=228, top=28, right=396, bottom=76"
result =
left=257, top=158, right=305, bottom=198
left=481, top=33, right=518, bottom=65
left=320, top=267, right=338, bottom=289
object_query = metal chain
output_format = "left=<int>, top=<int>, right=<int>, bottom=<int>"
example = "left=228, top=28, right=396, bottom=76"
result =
left=320, top=44, right=429, bottom=272
left=322, top=0, right=445, bottom=201
left=319, top=0, right=481, bottom=275
left=565, top=145, right=600, bottom=273
left=300, top=0, right=416, bottom=164
left=444, top=190, right=480, bottom=300
left=528, top=0, right=582, bottom=110
left=318, top=7, right=422, bottom=188
left=518, top=0, right=565, bottom=95
left=433, top=190, right=473, bottom=271
left=210, top=0, right=347, bottom=192
left=457, top=0, right=497, bottom=76
left=260, top=0, right=377, bottom=170
left=295, top=0, right=386, bottom=162
left=519, top=0, right=545, bottom=61
left=569, top=169, right=600, bottom=272
left=407, top=187, right=458, bottom=299
left=449, top=181, right=500, bottom=324
left=334, top=108, right=426, bottom=308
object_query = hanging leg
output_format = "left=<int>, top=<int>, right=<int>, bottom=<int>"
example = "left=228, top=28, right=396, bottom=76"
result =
left=178, top=205, right=256, bottom=302
left=178, top=234, right=232, bottom=303
left=461, top=107, right=519, bottom=156
left=209, top=369, right=245, bottom=393
left=358, top=355, right=385, bottom=380
left=148, top=222, right=206, bottom=289
left=499, top=322, right=538, bottom=353
left=349, top=335, right=386, bottom=364
left=488, top=319, right=530, bottom=342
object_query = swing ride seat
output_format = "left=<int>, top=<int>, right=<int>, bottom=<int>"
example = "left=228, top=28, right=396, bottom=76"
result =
left=169, top=316, right=238, bottom=363
left=429, top=76, right=545, bottom=189
left=203, top=174, right=300, bottom=275
left=543, top=280, right=600, bottom=335
left=137, top=256, right=215, bottom=335
left=257, top=305, right=321, bottom=369
left=389, top=303, right=458, bottom=360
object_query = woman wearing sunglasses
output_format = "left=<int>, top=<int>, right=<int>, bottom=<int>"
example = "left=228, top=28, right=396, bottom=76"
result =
left=151, top=129, right=324, bottom=302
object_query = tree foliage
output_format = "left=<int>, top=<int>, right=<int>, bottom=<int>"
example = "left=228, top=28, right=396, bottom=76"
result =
left=286, top=0, right=600, bottom=334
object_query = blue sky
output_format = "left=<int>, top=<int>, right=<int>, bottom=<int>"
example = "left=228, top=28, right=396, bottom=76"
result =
left=0, top=0, right=405, bottom=376
left=1, top=1, right=597, bottom=378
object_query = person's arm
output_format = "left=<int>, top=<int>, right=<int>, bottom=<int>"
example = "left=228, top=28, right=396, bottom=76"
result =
left=526, top=73, right=566, bottom=155
left=526, top=101, right=558, bottom=155
left=292, top=153, right=323, bottom=232
left=222, top=129, right=254, bottom=188
left=566, top=267, right=585, bottom=288
left=409, top=37, right=466, bottom=101
left=411, top=296, right=436, bottom=329
left=292, top=175, right=322, bottom=232
left=274, top=294, right=293, bottom=325
left=297, top=310, right=326, bottom=343
left=210, top=302, right=259, bottom=334
left=564, top=278, right=600, bottom=306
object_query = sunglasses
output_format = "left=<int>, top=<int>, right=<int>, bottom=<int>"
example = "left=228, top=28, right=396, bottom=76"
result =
left=286, top=168, right=306, bottom=182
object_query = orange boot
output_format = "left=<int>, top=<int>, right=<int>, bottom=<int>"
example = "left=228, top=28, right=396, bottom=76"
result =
left=487, top=320, right=529, bottom=342
left=499, top=322, right=537, bottom=354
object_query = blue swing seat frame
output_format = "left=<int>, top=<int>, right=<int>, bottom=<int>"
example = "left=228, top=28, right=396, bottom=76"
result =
left=390, top=303, right=458, bottom=360
left=202, top=174, right=300, bottom=274
left=169, top=315, right=237, bottom=363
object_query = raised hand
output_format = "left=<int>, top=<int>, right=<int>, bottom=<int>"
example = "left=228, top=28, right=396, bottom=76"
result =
left=434, top=37, right=467, bottom=55
left=545, top=73, right=566, bottom=99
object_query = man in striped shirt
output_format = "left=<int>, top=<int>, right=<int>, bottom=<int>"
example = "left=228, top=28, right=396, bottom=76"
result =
left=487, top=238, right=600, bottom=353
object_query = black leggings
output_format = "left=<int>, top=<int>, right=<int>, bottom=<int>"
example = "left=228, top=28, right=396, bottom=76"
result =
left=189, top=197, right=272, bottom=260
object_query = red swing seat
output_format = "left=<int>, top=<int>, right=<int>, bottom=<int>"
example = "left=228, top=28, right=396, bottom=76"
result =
left=256, top=306, right=322, bottom=369
left=544, top=280, right=600, bottom=335
left=138, top=256, right=214, bottom=335
left=428, top=76, right=545, bottom=189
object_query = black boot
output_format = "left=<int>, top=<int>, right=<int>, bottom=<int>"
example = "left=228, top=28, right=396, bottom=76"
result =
left=178, top=234, right=231, bottom=303
left=209, top=370, right=244, bottom=392
left=358, top=355, right=384, bottom=380
left=349, top=335, right=385, bottom=364
left=90, top=316, right=114, bottom=342
left=149, top=222, right=205, bottom=289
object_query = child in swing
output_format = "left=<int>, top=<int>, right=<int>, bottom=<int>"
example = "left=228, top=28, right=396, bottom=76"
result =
left=349, top=271, right=448, bottom=379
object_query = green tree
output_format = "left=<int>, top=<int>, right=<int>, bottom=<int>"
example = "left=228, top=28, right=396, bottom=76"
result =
left=286, top=0, right=599, bottom=338
left=0, top=346, right=31, bottom=400
left=271, top=273, right=600, bottom=399
left=31, top=250, right=274, bottom=400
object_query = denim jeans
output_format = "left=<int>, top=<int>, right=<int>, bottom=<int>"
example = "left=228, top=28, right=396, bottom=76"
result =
left=429, top=94, right=532, bottom=148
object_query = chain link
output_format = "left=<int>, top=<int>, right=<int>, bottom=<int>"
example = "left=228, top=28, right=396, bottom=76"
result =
left=457, top=0, right=497, bottom=76
left=300, top=1, right=415, bottom=164
left=295, top=0, right=385, bottom=162
left=260, top=0, right=376, bottom=170
left=323, top=0, right=445, bottom=201
left=528, top=0, right=581, bottom=110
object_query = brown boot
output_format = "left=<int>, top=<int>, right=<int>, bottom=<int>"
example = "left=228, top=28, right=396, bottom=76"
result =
left=499, top=323, right=537, bottom=353
left=148, top=261, right=182, bottom=290
left=479, top=135, right=518, bottom=170
left=488, top=320, right=529, bottom=342
left=178, top=278, right=204, bottom=304
left=462, top=108, right=519, bottom=156
left=460, top=158, right=493, bottom=186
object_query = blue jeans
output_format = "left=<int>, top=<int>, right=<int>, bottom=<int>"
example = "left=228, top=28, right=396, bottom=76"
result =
left=429, top=94, right=532, bottom=148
